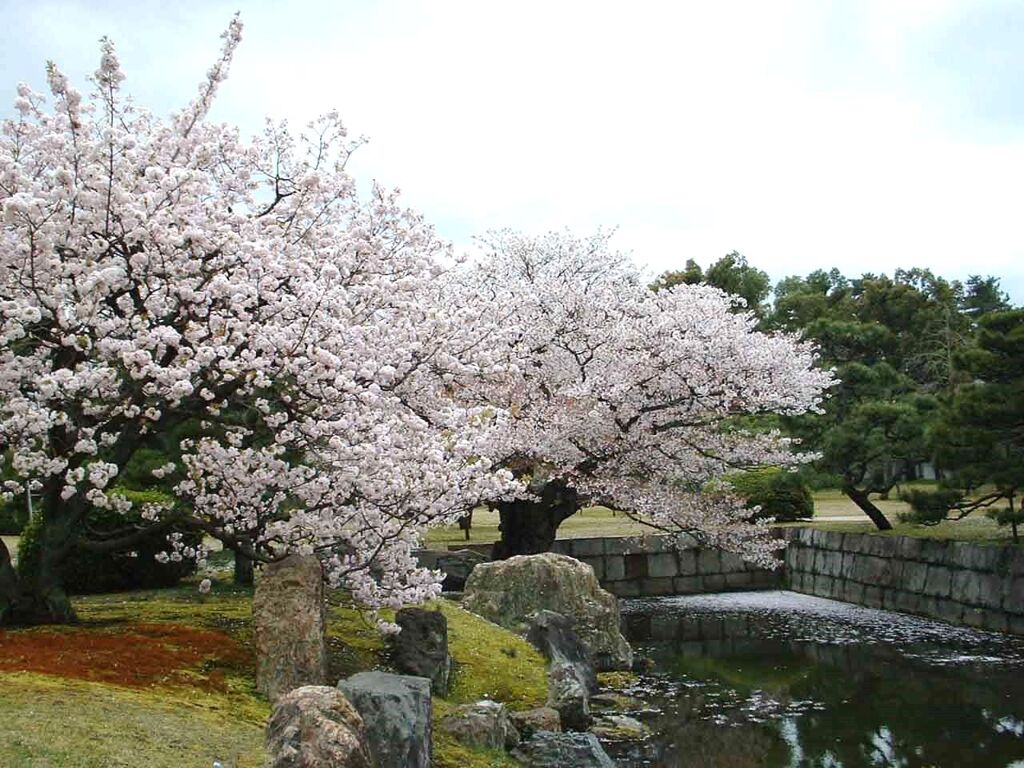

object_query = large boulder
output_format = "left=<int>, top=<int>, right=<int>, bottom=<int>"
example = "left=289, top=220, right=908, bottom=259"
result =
left=462, top=553, right=632, bottom=671
left=338, top=671, right=432, bottom=768
left=511, top=731, right=615, bottom=767
left=392, top=607, right=451, bottom=695
left=439, top=699, right=519, bottom=751
left=509, top=707, right=562, bottom=740
left=254, top=555, right=326, bottom=703
left=265, top=685, right=372, bottom=768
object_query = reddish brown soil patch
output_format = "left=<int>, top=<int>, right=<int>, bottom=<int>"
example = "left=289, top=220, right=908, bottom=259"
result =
left=0, top=622, right=252, bottom=689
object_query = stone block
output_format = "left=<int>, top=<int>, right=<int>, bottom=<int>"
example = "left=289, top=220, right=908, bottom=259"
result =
left=677, top=549, right=697, bottom=576
left=949, top=541, right=1001, bottom=572
left=820, top=552, right=844, bottom=578
left=604, top=555, right=625, bottom=582
left=897, top=536, right=925, bottom=562
left=649, top=552, right=679, bottom=579
left=844, top=581, right=866, bottom=605
left=1008, top=614, right=1024, bottom=637
left=863, top=585, right=883, bottom=608
left=1003, top=548, right=1024, bottom=577
left=923, top=565, right=953, bottom=599
left=674, top=533, right=700, bottom=549
left=886, top=590, right=921, bottom=615
left=640, top=577, right=675, bottom=596
left=919, top=539, right=952, bottom=566
left=673, top=575, right=703, bottom=594
left=982, top=610, right=1010, bottom=634
left=931, top=597, right=964, bottom=626
left=608, top=580, right=640, bottom=598
left=603, top=538, right=629, bottom=556
left=720, top=552, right=746, bottom=573
left=903, top=562, right=929, bottom=593
left=1002, top=575, right=1024, bottom=615
left=572, top=538, right=606, bottom=558
left=751, top=568, right=781, bottom=589
left=725, top=571, right=755, bottom=590
left=698, top=549, right=723, bottom=575
left=813, top=574, right=835, bottom=597
left=703, top=574, right=726, bottom=592
left=580, top=557, right=605, bottom=582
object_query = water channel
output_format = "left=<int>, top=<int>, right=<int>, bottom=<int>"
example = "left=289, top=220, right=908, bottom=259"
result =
left=610, top=591, right=1024, bottom=768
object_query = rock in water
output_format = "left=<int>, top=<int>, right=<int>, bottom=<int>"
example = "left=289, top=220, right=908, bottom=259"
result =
left=392, top=607, right=451, bottom=695
left=462, top=553, right=633, bottom=671
left=509, top=707, right=562, bottom=740
left=589, top=713, right=652, bottom=742
left=266, top=685, right=372, bottom=768
left=338, top=671, right=432, bottom=768
left=254, top=555, right=326, bottom=703
left=512, top=731, right=615, bottom=767
left=439, top=699, right=519, bottom=750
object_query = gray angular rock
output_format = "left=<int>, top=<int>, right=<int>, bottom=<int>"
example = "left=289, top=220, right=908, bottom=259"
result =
left=392, top=607, right=451, bottom=695
left=511, top=731, right=615, bottom=767
left=526, top=609, right=598, bottom=692
left=548, top=661, right=591, bottom=731
left=462, top=552, right=633, bottom=671
left=590, top=713, right=652, bottom=742
left=338, top=671, right=431, bottom=768
left=265, top=685, right=372, bottom=768
left=509, top=707, right=561, bottom=740
left=254, top=555, right=326, bottom=703
left=440, top=699, right=519, bottom=751
left=437, top=548, right=488, bottom=590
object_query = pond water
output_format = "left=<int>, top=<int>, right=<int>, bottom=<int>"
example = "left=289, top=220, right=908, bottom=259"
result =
left=612, top=591, right=1024, bottom=768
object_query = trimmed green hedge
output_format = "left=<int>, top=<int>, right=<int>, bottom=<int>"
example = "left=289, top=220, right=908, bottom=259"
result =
left=727, top=468, right=814, bottom=522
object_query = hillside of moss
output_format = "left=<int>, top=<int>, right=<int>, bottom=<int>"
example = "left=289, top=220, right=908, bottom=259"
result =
left=0, top=584, right=549, bottom=768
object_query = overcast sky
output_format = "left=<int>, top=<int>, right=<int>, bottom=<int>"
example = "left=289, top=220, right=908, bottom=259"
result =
left=2, top=1, right=1022, bottom=303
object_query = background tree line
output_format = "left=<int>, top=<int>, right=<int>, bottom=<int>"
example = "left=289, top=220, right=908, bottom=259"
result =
left=654, top=253, right=1022, bottom=539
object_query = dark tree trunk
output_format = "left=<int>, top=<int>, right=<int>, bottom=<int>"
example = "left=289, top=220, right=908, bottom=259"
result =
left=491, top=481, right=579, bottom=560
left=8, top=506, right=78, bottom=625
left=234, top=545, right=255, bottom=587
left=844, top=486, right=894, bottom=531
left=0, top=538, right=18, bottom=625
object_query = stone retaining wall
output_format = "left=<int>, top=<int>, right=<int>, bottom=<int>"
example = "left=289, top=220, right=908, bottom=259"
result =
left=782, top=528, right=1024, bottom=635
left=548, top=535, right=782, bottom=598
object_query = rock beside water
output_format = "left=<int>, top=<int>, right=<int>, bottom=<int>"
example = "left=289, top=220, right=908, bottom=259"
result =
left=463, top=552, right=633, bottom=671
left=512, top=731, right=616, bottom=767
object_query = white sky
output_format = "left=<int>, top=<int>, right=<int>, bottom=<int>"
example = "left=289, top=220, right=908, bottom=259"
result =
left=2, top=0, right=1022, bottom=303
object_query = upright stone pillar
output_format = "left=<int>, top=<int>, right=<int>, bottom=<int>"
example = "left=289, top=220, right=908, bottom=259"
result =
left=254, top=555, right=326, bottom=703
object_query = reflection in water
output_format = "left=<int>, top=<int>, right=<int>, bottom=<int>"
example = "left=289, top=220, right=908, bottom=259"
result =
left=616, top=591, right=1024, bottom=768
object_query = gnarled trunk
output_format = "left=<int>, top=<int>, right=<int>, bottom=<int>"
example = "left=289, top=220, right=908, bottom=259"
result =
left=0, top=538, right=18, bottom=625
left=844, top=486, right=893, bottom=531
left=491, top=480, right=579, bottom=560
left=234, top=545, right=255, bottom=587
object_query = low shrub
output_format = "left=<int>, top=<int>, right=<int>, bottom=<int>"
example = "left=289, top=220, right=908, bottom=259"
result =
left=726, top=468, right=814, bottom=522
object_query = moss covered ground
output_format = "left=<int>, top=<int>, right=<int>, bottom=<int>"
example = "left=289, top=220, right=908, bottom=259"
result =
left=0, top=582, right=548, bottom=768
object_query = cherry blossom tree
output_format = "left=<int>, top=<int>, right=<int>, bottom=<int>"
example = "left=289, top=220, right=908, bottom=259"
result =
left=454, top=231, right=835, bottom=563
left=0, top=20, right=515, bottom=625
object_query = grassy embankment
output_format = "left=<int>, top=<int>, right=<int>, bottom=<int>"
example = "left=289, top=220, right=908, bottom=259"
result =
left=0, top=583, right=548, bottom=768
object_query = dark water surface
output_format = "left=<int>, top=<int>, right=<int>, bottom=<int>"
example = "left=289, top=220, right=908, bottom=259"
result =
left=613, top=591, right=1024, bottom=768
